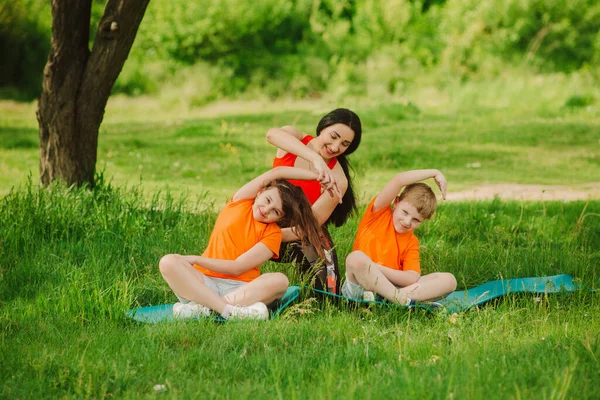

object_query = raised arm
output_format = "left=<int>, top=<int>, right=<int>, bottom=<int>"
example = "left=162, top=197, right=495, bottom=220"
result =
left=280, top=164, right=348, bottom=242
left=182, top=242, right=275, bottom=276
left=373, top=169, right=447, bottom=212
left=266, top=126, right=342, bottom=200
left=233, top=166, right=320, bottom=202
left=266, top=126, right=315, bottom=160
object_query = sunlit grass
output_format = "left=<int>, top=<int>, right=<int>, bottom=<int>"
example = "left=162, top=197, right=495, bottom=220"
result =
left=1, top=77, right=599, bottom=202
left=0, top=182, right=598, bottom=398
left=1, top=76, right=599, bottom=396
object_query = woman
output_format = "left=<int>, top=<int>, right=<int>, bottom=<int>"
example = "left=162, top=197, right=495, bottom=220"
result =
left=266, top=108, right=362, bottom=293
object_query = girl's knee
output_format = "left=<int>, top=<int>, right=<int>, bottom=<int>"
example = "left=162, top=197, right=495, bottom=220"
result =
left=159, top=254, right=178, bottom=275
left=265, top=272, right=289, bottom=291
left=274, top=272, right=290, bottom=288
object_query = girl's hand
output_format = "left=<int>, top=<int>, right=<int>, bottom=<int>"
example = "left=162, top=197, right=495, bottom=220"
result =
left=434, top=171, right=448, bottom=200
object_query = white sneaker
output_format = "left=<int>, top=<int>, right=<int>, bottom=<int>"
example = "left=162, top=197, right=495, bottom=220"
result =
left=363, top=291, right=375, bottom=302
left=173, top=302, right=211, bottom=319
left=227, top=302, right=269, bottom=321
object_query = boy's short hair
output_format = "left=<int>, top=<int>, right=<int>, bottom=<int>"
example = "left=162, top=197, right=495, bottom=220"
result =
left=397, top=183, right=437, bottom=219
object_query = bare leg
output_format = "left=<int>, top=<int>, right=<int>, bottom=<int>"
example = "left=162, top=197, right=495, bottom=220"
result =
left=398, top=272, right=457, bottom=302
left=224, top=272, right=289, bottom=306
left=159, top=254, right=229, bottom=314
left=345, top=251, right=410, bottom=304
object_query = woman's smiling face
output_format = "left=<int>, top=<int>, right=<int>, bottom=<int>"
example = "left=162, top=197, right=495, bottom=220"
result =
left=315, top=123, right=355, bottom=160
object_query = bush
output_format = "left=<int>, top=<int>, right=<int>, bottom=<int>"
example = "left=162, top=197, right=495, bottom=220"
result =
left=0, top=0, right=51, bottom=100
left=439, top=0, right=600, bottom=77
left=2, top=0, right=599, bottom=100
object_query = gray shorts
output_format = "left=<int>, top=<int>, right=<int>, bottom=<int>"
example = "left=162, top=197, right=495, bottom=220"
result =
left=176, top=275, right=245, bottom=303
left=341, top=275, right=401, bottom=301
left=341, top=277, right=366, bottom=300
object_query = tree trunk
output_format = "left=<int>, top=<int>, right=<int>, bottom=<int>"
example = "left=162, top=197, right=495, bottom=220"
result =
left=37, top=0, right=150, bottom=188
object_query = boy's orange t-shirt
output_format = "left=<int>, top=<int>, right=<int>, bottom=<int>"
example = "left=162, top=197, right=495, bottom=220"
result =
left=272, top=135, right=338, bottom=205
left=352, top=198, right=421, bottom=274
left=194, top=198, right=282, bottom=282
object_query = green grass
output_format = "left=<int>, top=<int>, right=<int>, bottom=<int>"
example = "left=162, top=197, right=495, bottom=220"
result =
left=0, top=179, right=599, bottom=399
left=1, top=78, right=600, bottom=398
left=1, top=75, right=600, bottom=201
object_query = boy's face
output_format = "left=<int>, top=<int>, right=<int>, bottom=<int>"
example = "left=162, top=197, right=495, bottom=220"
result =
left=392, top=200, right=424, bottom=233
left=253, top=187, right=284, bottom=223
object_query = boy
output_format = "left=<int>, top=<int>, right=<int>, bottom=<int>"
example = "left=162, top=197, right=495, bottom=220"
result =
left=342, top=169, right=457, bottom=305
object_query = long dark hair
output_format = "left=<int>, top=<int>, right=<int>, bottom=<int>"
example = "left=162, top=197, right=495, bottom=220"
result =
left=315, top=108, right=362, bottom=227
left=264, top=179, right=325, bottom=259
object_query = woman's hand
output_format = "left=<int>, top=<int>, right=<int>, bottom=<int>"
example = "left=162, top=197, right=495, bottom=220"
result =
left=312, top=157, right=343, bottom=202
left=433, top=171, right=448, bottom=200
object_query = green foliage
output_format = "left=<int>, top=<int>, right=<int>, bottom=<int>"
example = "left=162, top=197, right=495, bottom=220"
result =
left=439, top=0, right=600, bottom=76
left=0, top=0, right=51, bottom=100
left=564, top=94, right=596, bottom=108
left=3, top=0, right=600, bottom=100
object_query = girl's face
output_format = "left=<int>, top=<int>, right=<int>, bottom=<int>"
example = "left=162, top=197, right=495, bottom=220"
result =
left=392, top=200, right=423, bottom=234
left=316, top=123, right=355, bottom=160
left=253, top=187, right=284, bottom=223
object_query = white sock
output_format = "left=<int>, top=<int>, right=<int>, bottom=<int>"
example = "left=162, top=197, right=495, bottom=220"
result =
left=221, top=304, right=233, bottom=319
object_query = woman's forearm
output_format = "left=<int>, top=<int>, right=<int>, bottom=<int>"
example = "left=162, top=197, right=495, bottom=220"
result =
left=281, top=227, right=300, bottom=242
left=266, top=127, right=321, bottom=164
left=271, top=166, right=319, bottom=182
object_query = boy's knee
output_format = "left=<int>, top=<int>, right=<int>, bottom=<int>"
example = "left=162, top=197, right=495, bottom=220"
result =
left=445, top=273, right=458, bottom=291
left=345, top=251, right=371, bottom=272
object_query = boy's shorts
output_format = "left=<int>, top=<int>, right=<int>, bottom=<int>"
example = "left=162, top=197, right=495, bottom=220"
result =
left=341, top=276, right=366, bottom=300
left=342, top=275, right=403, bottom=301
left=177, top=276, right=245, bottom=303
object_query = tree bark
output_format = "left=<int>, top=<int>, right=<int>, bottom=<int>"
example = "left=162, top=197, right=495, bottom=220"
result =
left=37, top=0, right=150, bottom=188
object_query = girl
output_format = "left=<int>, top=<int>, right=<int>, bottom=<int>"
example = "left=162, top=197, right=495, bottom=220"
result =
left=159, top=167, right=324, bottom=320
left=266, top=108, right=362, bottom=294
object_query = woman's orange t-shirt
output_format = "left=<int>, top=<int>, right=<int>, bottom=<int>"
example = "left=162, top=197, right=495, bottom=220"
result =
left=194, top=198, right=282, bottom=282
left=272, top=135, right=338, bottom=205
left=352, top=198, right=421, bottom=274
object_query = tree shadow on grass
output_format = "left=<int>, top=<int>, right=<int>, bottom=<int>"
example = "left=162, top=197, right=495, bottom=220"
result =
left=0, top=126, right=38, bottom=150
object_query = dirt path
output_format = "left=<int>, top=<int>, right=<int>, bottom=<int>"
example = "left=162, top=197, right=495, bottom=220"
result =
left=447, top=183, right=600, bottom=201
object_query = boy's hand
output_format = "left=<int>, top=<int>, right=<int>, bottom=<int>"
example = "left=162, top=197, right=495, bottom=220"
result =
left=434, top=171, right=447, bottom=200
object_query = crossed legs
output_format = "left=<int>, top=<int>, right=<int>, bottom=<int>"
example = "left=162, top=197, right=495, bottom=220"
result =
left=158, top=254, right=288, bottom=314
left=344, top=250, right=457, bottom=303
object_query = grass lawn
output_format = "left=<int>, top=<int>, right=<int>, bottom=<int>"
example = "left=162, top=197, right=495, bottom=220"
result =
left=1, top=82, right=599, bottom=398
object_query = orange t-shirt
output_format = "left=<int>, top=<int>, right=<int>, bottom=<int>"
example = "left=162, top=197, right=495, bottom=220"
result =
left=352, top=198, right=421, bottom=274
left=194, top=199, right=282, bottom=282
left=272, top=135, right=338, bottom=205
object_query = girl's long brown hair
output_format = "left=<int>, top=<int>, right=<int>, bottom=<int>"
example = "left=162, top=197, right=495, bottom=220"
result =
left=264, top=179, right=325, bottom=259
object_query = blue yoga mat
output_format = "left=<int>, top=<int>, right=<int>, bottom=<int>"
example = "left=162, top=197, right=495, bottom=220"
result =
left=311, top=274, right=579, bottom=313
left=438, top=273, right=578, bottom=313
left=126, top=285, right=300, bottom=323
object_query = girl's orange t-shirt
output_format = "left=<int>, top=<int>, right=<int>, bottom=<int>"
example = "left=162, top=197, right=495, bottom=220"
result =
left=352, top=198, right=421, bottom=273
left=272, top=135, right=338, bottom=205
left=194, top=199, right=282, bottom=282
